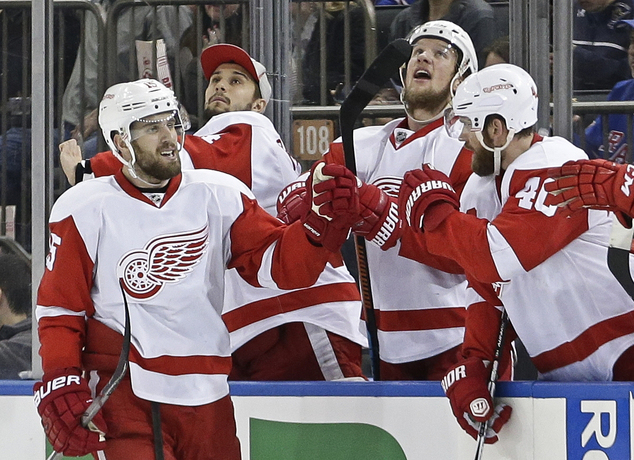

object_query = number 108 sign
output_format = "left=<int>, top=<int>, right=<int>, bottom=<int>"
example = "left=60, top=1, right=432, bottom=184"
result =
left=293, top=119, right=334, bottom=160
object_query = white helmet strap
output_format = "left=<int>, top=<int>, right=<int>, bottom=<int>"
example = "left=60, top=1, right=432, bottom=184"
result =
left=474, top=129, right=515, bottom=176
left=112, top=133, right=159, bottom=187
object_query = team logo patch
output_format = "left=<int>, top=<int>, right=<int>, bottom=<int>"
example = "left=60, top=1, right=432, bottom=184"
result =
left=117, top=225, right=209, bottom=300
left=373, top=176, right=402, bottom=198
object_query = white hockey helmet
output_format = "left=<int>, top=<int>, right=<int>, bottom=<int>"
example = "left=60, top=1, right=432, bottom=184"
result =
left=447, top=63, right=538, bottom=134
left=444, top=64, right=538, bottom=175
left=402, top=20, right=479, bottom=87
left=99, top=79, right=186, bottom=169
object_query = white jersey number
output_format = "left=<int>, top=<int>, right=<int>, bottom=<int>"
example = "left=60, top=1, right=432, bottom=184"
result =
left=46, top=233, right=62, bottom=271
left=516, top=176, right=557, bottom=217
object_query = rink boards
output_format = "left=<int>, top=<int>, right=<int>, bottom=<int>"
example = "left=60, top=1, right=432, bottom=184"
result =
left=1, top=380, right=633, bottom=459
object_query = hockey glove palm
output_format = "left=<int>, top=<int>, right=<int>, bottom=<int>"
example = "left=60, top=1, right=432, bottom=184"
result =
left=34, top=369, right=107, bottom=457
left=353, top=182, right=402, bottom=250
left=441, top=357, right=511, bottom=444
left=545, top=159, right=634, bottom=226
left=302, top=161, right=359, bottom=252
left=398, top=165, right=460, bottom=233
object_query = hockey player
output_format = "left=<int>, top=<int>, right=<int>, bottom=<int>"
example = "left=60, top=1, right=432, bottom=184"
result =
left=399, top=64, right=634, bottom=444
left=59, top=44, right=367, bottom=381
left=34, top=79, right=361, bottom=459
left=282, top=20, right=488, bottom=380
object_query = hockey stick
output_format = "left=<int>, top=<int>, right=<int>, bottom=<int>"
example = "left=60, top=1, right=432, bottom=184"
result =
left=48, top=280, right=131, bottom=460
left=607, top=216, right=634, bottom=299
left=339, top=38, right=411, bottom=380
left=474, top=308, right=509, bottom=460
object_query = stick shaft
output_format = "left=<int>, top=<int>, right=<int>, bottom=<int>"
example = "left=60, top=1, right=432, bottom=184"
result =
left=339, top=39, right=410, bottom=380
left=474, top=309, right=509, bottom=460
left=47, top=281, right=131, bottom=460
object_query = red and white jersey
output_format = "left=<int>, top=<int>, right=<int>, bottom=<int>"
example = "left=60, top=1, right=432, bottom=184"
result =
left=36, top=170, right=334, bottom=405
left=87, top=111, right=366, bottom=350
left=326, top=117, right=473, bottom=363
left=448, top=135, right=634, bottom=380
left=195, top=112, right=365, bottom=348
left=193, top=111, right=301, bottom=214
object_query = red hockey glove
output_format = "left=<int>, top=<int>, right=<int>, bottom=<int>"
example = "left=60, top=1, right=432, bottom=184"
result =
left=441, top=357, right=512, bottom=444
left=352, top=182, right=402, bottom=250
left=398, top=165, right=460, bottom=233
left=277, top=180, right=308, bottom=224
left=545, top=159, right=634, bottom=227
left=302, top=161, right=359, bottom=252
left=34, top=369, right=107, bottom=457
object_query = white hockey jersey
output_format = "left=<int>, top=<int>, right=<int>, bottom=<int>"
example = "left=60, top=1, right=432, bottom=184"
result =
left=86, top=111, right=366, bottom=351
left=325, top=117, right=473, bottom=363
left=433, top=135, right=634, bottom=380
left=36, top=170, right=335, bottom=405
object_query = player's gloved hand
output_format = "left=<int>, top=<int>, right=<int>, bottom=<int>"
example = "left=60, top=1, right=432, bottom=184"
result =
left=277, top=180, right=308, bottom=224
left=352, top=182, right=402, bottom=250
left=33, top=368, right=107, bottom=457
left=441, top=357, right=512, bottom=444
left=302, top=161, right=359, bottom=252
left=398, top=165, right=460, bottom=232
left=545, top=159, right=634, bottom=227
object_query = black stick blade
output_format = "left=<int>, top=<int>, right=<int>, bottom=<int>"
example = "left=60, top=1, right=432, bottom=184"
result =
left=339, top=38, right=411, bottom=172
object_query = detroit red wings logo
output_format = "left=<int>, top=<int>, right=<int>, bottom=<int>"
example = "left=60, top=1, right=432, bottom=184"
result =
left=117, top=226, right=209, bottom=300
left=373, top=176, right=402, bottom=198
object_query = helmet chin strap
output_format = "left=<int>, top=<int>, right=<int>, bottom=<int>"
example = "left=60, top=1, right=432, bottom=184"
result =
left=474, top=129, right=515, bottom=176
left=114, top=137, right=165, bottom=188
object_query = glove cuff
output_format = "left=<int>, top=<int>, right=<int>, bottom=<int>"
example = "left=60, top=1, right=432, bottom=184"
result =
left=34, top=368, right=86, bottom=411
left=423, top=201, right=458, bottom=232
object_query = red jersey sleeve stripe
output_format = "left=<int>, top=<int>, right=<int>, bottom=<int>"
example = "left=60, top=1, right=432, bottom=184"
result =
left=531, top=310, right=634, bottom=373
left=222, top=282, right=360, bottom=332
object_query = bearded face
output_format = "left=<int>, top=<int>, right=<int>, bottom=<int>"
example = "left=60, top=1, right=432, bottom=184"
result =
left=402, top=83, right=452, bottom=115
left=464, top=131, right=496, bottom=177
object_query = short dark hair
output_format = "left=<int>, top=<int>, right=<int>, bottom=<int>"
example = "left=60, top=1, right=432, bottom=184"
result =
left=485, top=114, right=535, bottom=138
left=483, top=36, right=510, bottom=65
left=0, top=253, right=31, bottom=316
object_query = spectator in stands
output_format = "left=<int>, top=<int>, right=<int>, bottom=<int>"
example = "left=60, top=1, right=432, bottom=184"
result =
left=573, top=0, right=634, bottom=91
left=290, top=2, right=319, bottom=104
left=483, top=34, right=509, bottom=67
left=302, top=2, right=367, bottom=105
left=0, top=98, right=59, bottom=252
left=0, top=252, right=31, bottom=380
left=389, top=0, right=499, bottom=68
left=581, top=18, right=634, bottom=162
left=62, top=1, right=192, bottom=159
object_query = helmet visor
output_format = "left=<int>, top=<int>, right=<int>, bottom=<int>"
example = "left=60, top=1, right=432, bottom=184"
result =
left=444, top=108, right=473, bottom=139
left=129, top=110, right=186, bottom=150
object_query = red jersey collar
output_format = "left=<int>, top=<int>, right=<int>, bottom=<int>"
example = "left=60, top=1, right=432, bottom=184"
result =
left=114, top=169, right=182, bottom=208
left=531, top=132, right=544, bottom=146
